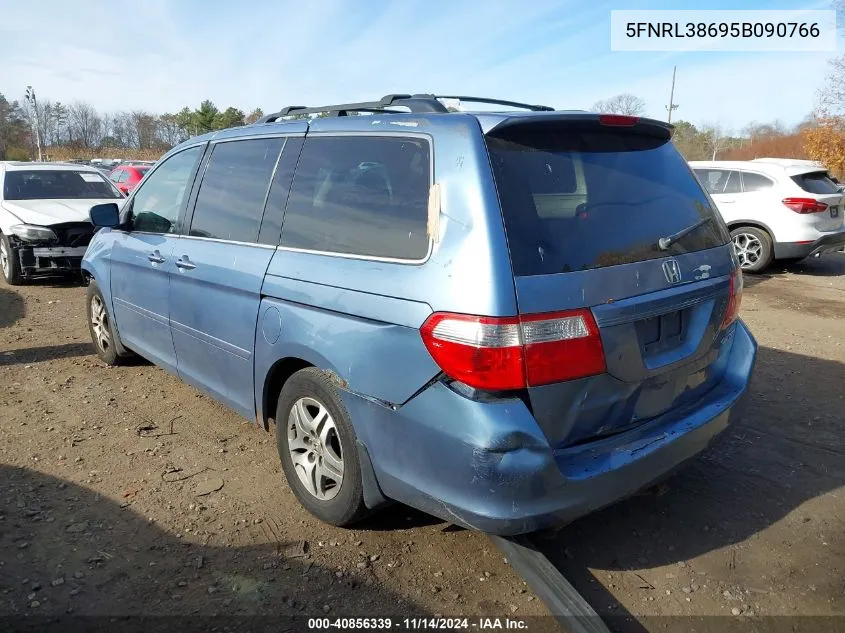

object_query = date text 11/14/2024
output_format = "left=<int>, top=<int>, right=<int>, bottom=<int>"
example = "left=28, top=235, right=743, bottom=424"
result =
left=308, top=617, right=530, bottom=630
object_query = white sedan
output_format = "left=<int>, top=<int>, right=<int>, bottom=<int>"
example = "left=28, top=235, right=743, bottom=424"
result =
left=0, top=162, right=125, bottom=285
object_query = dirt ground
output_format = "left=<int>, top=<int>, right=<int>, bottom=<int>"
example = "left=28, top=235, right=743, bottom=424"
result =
left=1, top=254, right=843, bottom=631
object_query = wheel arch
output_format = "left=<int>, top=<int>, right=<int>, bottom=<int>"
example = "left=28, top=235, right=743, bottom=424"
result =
left=260, top=356, right=314, bottom=431
left=726, top=220, right=775, bottom=240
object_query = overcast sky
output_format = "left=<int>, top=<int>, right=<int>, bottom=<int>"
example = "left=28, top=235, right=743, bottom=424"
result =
left=1, top=0, right=839, bottom=131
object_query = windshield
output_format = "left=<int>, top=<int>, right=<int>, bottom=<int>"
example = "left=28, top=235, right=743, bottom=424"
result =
left=486, top=126, right=729, bottom=275
left=3, top=170, right=123, bottom=201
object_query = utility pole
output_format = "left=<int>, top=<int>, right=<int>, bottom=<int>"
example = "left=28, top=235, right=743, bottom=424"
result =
left=25, top=85, right=43, bottom=161
left=666, top=66, right=679, bottom=124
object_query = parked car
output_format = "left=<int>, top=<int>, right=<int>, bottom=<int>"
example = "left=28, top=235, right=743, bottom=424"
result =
left=0, top=162, right=124, bottom=285
left=690, top=160, right=845, bottom=272
left=81, top=95, right=756, bottom=535
left=107, top=164, right=152, bottom=195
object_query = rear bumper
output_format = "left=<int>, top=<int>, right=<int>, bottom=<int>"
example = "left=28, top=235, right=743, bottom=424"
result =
left=775, top=229, right=845, bottom=259
left=346, top=321, right=757, bottom=535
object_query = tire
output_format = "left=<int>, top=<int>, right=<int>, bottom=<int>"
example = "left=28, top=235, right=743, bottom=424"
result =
left=0, top=233, right=24, bottom=286
left=275, top=367, right=369, bottom=526
left=729, top=226, right=773, bottom=273
left=86, top=280, right=125, bottom=365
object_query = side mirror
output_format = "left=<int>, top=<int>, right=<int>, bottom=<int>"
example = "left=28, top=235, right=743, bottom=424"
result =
left=89, top=203, right=121, bottom=228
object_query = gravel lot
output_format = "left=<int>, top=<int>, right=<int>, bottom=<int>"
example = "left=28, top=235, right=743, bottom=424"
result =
left=1, top=255, right=843, bottom=630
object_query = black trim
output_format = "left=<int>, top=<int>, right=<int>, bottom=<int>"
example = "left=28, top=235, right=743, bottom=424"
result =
left=257, top=93, right=554, bottom=123
left=775, top=232, right=845, bottom=260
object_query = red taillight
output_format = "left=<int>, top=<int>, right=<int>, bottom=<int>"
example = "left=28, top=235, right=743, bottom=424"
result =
left=782, top=197, right=828, bottom=214
left=721, top=269, right=744, bottom=330
left=419, top=309, right=606, bottom=391
left=599, top=114, right=639, bottom=127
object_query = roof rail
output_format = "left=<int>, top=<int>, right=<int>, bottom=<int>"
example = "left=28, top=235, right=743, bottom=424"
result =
left=420, top=95, right=554, bottom=112
left=256, top=93, right=555, bottom=123
left=257, top=94, right=448, bottom=123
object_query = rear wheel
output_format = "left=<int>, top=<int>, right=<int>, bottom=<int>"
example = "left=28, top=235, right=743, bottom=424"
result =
left=730, top=226, right=773, bottom=273
left=275, top=368, right=368, bottom=526
left=0, top=234, right=24, bottom=286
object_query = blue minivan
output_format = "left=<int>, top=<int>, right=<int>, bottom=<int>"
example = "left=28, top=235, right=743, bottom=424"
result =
left=82, top=94, right=756, bottom=535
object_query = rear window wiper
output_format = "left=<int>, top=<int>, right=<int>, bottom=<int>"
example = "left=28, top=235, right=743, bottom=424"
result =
left=657, top=217, right=713, bottom=251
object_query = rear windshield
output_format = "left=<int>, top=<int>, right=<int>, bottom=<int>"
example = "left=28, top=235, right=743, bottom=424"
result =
left=486, top=126, right=729, bottom=275
left=3, top=170, right=122, bottom=200
left=791, top=171, right=840, bottom=194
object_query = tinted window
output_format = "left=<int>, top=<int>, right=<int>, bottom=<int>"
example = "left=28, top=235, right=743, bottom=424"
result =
left=791, top=171, right=841, bottom=194
left=259, top=137, right=303, bottom=246
left=694, top=169, right=739, bottom=195
left=280, top=136, right=431, bottom=260
left=189, top=138, right=283, bottom=242
left=130, top=145, right=203, bottom=234
left=722, top=171, right=741, bottom=194
left=741, top=171, right=774, bottom=192
left=3, top=170, right=122, bottom=200
left=488, top=128, right=729, bottom=275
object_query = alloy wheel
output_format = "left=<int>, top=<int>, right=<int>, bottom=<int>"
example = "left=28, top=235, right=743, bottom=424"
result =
left=90, top=295, right=112, bottom=353
left=0, top=240, right=9, bottom=278
left=287, top=396, right=344, bottom=500
left=732, top=232, right=763, bottom=269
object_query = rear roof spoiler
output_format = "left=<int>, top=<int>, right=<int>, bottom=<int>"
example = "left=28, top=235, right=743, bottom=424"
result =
left=483, top=112, right=674, bottom=140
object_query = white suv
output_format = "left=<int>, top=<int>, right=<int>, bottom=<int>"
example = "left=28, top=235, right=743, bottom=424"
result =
left=690, top=160, right=845, bottom=272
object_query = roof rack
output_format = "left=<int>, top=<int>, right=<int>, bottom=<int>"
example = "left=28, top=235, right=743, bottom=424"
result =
left=256, top=93, right=554, bottom=123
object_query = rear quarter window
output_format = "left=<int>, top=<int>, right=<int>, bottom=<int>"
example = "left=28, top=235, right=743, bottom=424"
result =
left=279, top=136, right=431, bottom=260
left=488, top=126, right=729, bottom=275
left=791, top=171, right=841, bottom=194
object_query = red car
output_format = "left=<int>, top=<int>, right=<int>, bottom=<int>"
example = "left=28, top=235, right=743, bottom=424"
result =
left=107, top=165, right=151, bottom=195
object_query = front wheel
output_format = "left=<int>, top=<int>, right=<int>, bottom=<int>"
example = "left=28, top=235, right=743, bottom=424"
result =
left=86, top=280, right=129, bottom=365
left=1, top=234, right=24, bottom=285
left=730, top=227, right=773, bottom=273
left=275, top=368, right=369, bottom=527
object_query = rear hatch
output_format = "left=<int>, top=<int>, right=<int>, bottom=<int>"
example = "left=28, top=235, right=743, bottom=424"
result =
left=486, top=115, right=740, bottom=448
left=787, top=169, right=845, bottom=232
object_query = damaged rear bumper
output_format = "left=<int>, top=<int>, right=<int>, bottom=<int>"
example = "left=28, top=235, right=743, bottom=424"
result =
left=345, top=321, right=757, bottom=535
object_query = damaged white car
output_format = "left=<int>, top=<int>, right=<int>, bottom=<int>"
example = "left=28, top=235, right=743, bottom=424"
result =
left=0, top=162, right=125, bottom=285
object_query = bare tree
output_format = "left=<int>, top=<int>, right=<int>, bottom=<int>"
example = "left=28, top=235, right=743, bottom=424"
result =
left=157, top=113, right=187, bottom=147
left=129, top=111, right=157, bottom=149
left=591, top=93, right=646, bottom=116
left=700, top=123, right=735, bottom=160
left=67, top=101, right=103, bottom=148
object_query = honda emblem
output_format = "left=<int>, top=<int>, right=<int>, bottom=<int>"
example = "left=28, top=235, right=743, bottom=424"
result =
left=662, top=259, right=682, bottom=284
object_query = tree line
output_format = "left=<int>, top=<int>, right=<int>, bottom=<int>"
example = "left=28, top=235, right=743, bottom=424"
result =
left=0, top=93, right=266, bottom=160
left=1, top=79, right=843, bottom=171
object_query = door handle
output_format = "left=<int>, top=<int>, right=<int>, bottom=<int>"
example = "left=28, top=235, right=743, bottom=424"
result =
left=147, top=250, right=165, bottom=264
left=175, top=256, right=196, bottom=271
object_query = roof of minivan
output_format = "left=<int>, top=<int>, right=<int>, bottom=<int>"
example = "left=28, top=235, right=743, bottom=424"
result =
left=0, top=161, right=103, bottom=173
left=688, top=159, right=827, bottom=177
left=166, top=110, right=674, bottom=157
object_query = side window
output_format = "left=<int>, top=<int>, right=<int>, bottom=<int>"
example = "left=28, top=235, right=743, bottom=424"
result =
left=259, top=137, right=303, bottom=246
left=109, top=170, right=122, bottom=183
left=741, top=171, right=774, bottom=192
left=280, top=136, right=431, bottom=260
left=722, top=171, right=741, bottom=194
left=695, top=169, right=731, bottom=194
left=129, top=145, right=203, bottom=234
left=189, top=137, right=283, bottom=243
left=117, top=171, right=130, bottom=184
